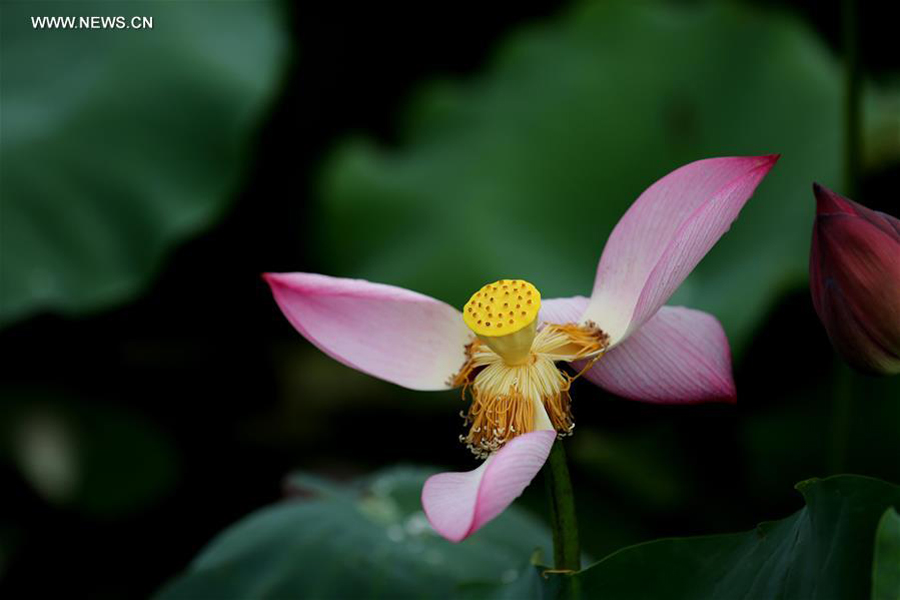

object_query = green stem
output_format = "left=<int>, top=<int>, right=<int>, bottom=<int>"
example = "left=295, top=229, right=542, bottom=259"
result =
left=830, top=359, right=853, bottom=474
left=829, top=0, right=859, bottom=477
left=544, top=441, right=581, bottom=571
left=842, top=0, right=861, bottom=197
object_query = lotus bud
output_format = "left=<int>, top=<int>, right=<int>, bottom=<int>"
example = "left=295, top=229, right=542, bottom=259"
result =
left=809, top=183, right=900, bottom=375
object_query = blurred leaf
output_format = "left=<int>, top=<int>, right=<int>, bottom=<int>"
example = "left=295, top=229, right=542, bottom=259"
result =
left=534, top=475, right=899, bottom=600
left=0, top=389, right=178, bottom=517
left=0, top=1, right=287, bottom=326
left=319, top=0, right=897, bottom=355
left=10, top=408, right=79, bottom=504
left=570, top=429, right=691, bottom=511
left=157, top=467, right=551, bottom=599
left=740, top=371, right=900, bottom=507
left=864, top=87, right=900, bottom=171
left=872, top=508, right=900, bottom=600
left=166, top=474, right=898, bottom=599
left=458, top=556, right=552, bottom=600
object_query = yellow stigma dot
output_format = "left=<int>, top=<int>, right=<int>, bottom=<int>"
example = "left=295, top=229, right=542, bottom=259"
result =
left=463, top=279, right=542, bottom=365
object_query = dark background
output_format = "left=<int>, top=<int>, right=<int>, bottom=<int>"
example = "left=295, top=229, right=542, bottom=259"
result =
left=1, top=1, right=898, bottom=597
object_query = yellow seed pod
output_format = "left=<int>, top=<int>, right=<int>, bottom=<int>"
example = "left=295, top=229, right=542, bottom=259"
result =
left=463, top=279, right=541, bottom=336
left=463, top=279, right=541, bottom=365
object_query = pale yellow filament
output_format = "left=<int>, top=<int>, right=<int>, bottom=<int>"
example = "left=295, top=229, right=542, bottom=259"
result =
left=453, top=321, right=609, bottom=458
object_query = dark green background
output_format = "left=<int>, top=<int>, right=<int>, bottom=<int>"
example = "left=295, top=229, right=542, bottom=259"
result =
left=0, top=0, right=898, bottom=597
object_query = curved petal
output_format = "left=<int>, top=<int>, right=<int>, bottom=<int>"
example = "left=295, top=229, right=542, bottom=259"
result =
left=421, top=429, right=555, bottom=542
left=539, top=295, right=589, bottom=325
left=264, top=272, right=472, bottom=391
left=583, top=306, right=735, bottom=404
left=582, top=155, right=779, bottom=345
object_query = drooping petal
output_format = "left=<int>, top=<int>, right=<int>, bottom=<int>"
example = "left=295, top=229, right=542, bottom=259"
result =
left=421, top=429, right=556, bottom=542
left=539, top=296, right=589, bottom=325
left=582, top=155, right=779, bottom=345
left=264, top=272, right=472, bottom=391
left=583, top=306, right=735, bottom=403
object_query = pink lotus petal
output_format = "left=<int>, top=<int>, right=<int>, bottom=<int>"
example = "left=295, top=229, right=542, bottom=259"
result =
left=583, top=156, right=778, bottom=345
left=422, top=429, right=556, bottom=542
left=584, top=306, right=735, bottom=403
left=264, top=273, right=472, bottom=391
left=539, top=296, right=589, bottom=325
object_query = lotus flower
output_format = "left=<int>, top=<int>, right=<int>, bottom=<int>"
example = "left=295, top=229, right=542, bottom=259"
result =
left=810, top=183, right=900, bottom=375
left=265, top=155, right=778, bottom=542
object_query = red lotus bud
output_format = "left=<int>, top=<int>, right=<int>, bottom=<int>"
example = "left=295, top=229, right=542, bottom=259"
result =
left=810, top=183, right=900, bottom=375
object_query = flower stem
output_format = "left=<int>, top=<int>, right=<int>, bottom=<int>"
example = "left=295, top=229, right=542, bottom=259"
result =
left=544, top=440, right=581, bottom=571
left=829, top=358, right=853, bottom=473
left=829, top=0, right=858, bottom=476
